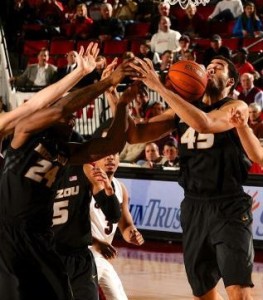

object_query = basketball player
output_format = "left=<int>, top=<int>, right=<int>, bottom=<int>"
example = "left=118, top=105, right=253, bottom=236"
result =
left=0, top=60, right=135, bottom=300
left=0, top=43, right=99, bottom=156
left=126, top=56, right=254, bottom=300
left=52, top=164, right=120, bottom=300
left=51, top=86, right=140, bottom=300
left=89, top=153, right=144, bottom=300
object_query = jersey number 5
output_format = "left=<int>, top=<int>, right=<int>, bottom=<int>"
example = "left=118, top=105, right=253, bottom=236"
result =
left=53, top=200, right=69, bottom=225
left=181, top=127, right=214, bottom=149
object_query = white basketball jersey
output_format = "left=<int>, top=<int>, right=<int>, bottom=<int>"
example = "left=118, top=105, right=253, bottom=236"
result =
left=90, top=177, right=123, bottom=244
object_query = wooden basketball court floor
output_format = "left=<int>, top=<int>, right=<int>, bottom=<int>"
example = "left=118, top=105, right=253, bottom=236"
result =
left=111, top=239, right=263, bottom=300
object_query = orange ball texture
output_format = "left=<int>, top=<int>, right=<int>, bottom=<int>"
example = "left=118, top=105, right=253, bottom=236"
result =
left=166, top=60, right=208, bottom=102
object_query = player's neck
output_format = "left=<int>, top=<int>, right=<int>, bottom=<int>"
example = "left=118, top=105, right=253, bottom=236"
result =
left=203, top=91, right=229, bottom=105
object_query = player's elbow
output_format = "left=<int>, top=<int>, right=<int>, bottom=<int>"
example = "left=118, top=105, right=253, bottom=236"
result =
left=192, top=122, right=212, bottom=133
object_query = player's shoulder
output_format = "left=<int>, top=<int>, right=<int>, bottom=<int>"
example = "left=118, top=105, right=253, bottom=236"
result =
left=220, top=99, right=248, bottom=110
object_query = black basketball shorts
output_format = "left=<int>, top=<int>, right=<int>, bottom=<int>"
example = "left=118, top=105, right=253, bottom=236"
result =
left=0, top=223, right=73, bottom=300
left=180, top=192, right=254, bottom=297
left=59, top=248, right=99, bottom=300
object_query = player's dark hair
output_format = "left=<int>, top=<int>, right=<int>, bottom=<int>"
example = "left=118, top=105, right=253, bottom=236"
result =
left=213, top=55, right=240, bottom=92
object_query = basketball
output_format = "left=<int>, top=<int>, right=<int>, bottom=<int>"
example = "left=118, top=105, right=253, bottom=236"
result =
left=166, top=60, right=207, bottom=102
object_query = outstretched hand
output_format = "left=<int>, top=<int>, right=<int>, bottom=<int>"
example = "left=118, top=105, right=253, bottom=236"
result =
left=109, top=58, right=138, bottom=87
left=76, top=43, right=100, bottom=75
left=90, top=166, right=113, bottom=194
left=101, top=58, right=119, bottom=93
left=101, top=58, right=119, bottom=81
left=129, top=58, right=163, bottom=92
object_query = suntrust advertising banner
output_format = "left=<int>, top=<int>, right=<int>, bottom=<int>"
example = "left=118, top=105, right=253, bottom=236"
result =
left=118, top=177, right=263, bottom=241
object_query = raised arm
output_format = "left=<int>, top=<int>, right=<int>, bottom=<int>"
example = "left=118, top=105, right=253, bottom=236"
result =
left=118, top=182, right=144, bottom=246
left=11, top=60, right=136, bottom=149
left=100, top=57, right=120, bottom=116
left=54, top=58, right=135, bottom=115
left=0, top=44, right=99, bottom=137
left=127, top=108, right=176, bottom=144
left=130, top=58, right=245, bottom=134
left=83, top=164, right=121, bottom=223
left=68, top=83, right=140, bottom=164
left=230, top=107, right=263, bottom=164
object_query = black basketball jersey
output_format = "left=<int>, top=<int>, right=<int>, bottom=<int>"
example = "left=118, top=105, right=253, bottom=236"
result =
left=176, top=98, right=249, bottom=197
left=0, top=134, right=69, bottom=231
left=52, top=165, right=93, bottom=254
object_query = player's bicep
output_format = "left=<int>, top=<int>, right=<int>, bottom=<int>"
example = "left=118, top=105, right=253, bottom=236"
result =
left=205, top=110, right=233, bottom=132
left=68, top=138, right=120, bottom=165
left=206, top=101, right=247, bottom=133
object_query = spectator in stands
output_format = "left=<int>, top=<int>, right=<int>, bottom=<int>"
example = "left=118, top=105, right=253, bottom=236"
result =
left=119, top=141, right=146, bottom=164
left=64, top=3, right=93, bottom=40
left=233, top=48, right=260, bottom=80
left=247, top=102, right=263, bottom=174
left=154, top=50, right=174, bottom=83
left=112, top=0, right=138, bottom=23
left=248, top=103, right=263, bottom=138
left=150, top=16, right=181, bottom=64
left=174, top=34, right=192, bottom=62
left=203, top=34, right=231, bottom=67
left=145, top=101, right=165, bottom=120
left=37, top=0, right=66, bottom=37
left=150, top=1, right=178, bottom=35
left=208, top=0, right=243, bottom=22
left=232, top=1, right=263, bottom=38
left=161, top=140, right=180, bottom=168
left=239, top=72, right=263, bottom=108
left=63, top=0, right=79, bottom=22
left=56, top=50, right=77, bottom=81
left=135, top=0, right=156, bottom=22
left=137, top=40, right=154, bottom=61
left=179, top=3, right=207, bottom=38
left=181, top=49, right=198, bottom=62
left=92, top=3, right=125, bottom=42
left=56, top=51, right=107, bottom=87
left=136, top=142, right=164, bottom=168
left=10, top=48, right=57, bottom=90
left=144, top=100, right=177, bottom=153
left=132, top=85, right=151, bottom=122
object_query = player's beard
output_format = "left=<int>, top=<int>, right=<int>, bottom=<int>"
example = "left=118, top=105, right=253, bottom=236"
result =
left=206, top=77, right=225, bottom=98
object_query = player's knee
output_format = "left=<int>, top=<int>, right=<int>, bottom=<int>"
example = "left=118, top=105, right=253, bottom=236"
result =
left=194, top=287, right=222, bottom=300
left=226, top=285, right=253, bottom=300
